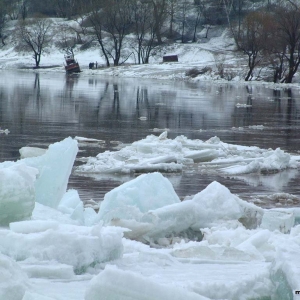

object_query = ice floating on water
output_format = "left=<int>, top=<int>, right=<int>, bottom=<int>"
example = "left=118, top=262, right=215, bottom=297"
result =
left=249, top=125, right=264, bottom=130
left=102, top=174, right=262, bottom=244
left=236, top=103, right=252, bottom=107
left=219, top=147, right=295, bottom=175
left=76, top=131, right=300, bottom=177
left=1, top=136, right=300, bottom=299
left=75, top=136, right=105, bottom=143
left=138, top=116, right=147, bottom=120
left=152, top=128, right=170, bottom=132
left=0, top=128, right=10, bottom=134
left=19, top=147, right=47, bottom=159
left=75, top=132, right=223, bottom=175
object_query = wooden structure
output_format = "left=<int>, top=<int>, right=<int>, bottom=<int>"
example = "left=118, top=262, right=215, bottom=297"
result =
left=163, top=54, right=178, bottom=62
left=64, top=54, right=81, bottom=73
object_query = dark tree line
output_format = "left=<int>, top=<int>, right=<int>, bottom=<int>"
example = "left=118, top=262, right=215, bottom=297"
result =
left=231, top=1, right=300, bottom=83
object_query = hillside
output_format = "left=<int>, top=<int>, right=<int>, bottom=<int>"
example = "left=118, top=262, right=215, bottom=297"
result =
left=0, top=16, right=299, bottom=84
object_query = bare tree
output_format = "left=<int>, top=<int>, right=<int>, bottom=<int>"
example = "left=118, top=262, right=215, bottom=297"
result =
left=191, top=0, right=203, bottom=42
left=167, top=0, right=178, bottom=39
left=232, top=0, right=246, bottom=38
left=17, top=18, right=53, bottom=67
left=53, top=0, right=79, bottom=19
left=56, top=23, right=77, bottom=55
left=236, top=11, right=269, bottom=81
left=151, top=0, right=168, bottom=44
left=103, top=0, right=133, bottom=66
left=0, top=0, right=8, bottom=45
left=88, top=0, right=133, bottom=67
left=261, top=11, right=287, bottom=82
left=131, top=1, right=157, bottom=64
left=87, top=0, right=110, bottom=66
left=3, top=0, right=29, bottom=20
left=275, top=5, right=300, bottom=83
left=176, top=0, right=191, bottom=43
left=5, top=0, right=19, bottom=20
left=19, top=0, right=28, bottom=20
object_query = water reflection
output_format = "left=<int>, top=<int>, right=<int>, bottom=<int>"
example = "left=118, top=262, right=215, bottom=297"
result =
left=0, top=71, right=300, bottom=205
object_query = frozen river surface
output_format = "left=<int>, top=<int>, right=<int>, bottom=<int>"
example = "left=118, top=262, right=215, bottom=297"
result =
left=1, top=70, right=300, bottom=207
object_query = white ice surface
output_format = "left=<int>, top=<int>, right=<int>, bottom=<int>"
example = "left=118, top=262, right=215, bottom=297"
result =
left=0, top=163, right=38, bottom=225
left=19, top=147, right=47, bottom=159
left=104, top=178, right=263, bottom=243
left=22, top=137, right=78, bottom=208
left=0, top=135, right=300, bottom=299
left=0, top=222, right=124, bottom=274
left=0, top=253, right=29, bottom=300
left=76, top=132, right=300, bottom=177
left=98, top=172, right=180, bottom=224
left=85, top=265, right=210, bottom=300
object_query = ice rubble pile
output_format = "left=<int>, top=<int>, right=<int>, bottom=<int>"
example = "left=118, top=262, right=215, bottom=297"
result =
left=100, top=172, right=263, bottom=243
left=1, top=136, right=300, bottom=299
left=0, top=138, right=124, bottom=264
left=76, top=131, right=300, bottom=175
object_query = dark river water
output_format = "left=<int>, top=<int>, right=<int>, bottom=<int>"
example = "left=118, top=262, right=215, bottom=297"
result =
left=1, top=70, right=300, bottom=208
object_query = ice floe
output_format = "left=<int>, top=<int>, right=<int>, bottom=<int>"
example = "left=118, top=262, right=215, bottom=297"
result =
left=0, top=136, right=300, bottom=299
left=76, top=131, right=300, bottom=177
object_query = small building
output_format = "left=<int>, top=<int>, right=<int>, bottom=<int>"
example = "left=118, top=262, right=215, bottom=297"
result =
left=163, top=54, right=178, bottom=63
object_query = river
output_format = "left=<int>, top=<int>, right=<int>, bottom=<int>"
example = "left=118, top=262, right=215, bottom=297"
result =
left=1, top=70, right=300, bottom=208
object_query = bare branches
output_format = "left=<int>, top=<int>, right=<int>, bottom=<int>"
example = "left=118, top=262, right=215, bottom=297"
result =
left=16, top=18, right=53, bottom=67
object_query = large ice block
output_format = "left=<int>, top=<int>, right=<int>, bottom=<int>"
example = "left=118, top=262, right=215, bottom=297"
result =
left=0, top=223, right=124, bottom=274
left=191, top=181, right=263, bottom=228
left=98, top=172, right=180, bottom=223
left=0, top=253, right=28, bottom=300
left=85, top=265, right=209, bottom=300
left=0, top=163, right=38, bottom=226
left=104, top=178, right=263, bottom=244
left=23, top=137, right=78, bottom=208
left=19, top=147, right=47, bottom=159
left=260, top=209, right=295, bottom=233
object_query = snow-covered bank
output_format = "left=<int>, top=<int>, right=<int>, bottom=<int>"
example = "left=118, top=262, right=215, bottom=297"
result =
left=0, top=22, right=245, bottom=82
left=1, top=135, right=300, bottom=299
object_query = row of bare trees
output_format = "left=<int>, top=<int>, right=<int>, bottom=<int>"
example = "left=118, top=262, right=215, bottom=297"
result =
left=6, top=0, right=300, bottom=83
left=13, top=0, right=225, bottom=68
left=231, top=2, right=300, bottom=83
